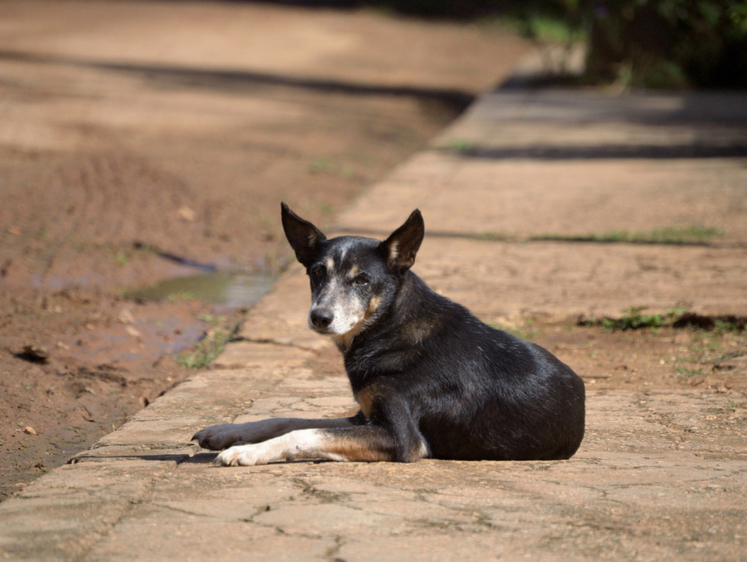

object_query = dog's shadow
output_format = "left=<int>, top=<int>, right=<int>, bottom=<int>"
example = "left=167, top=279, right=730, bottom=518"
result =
left=68, top=451, right=218, bottom=465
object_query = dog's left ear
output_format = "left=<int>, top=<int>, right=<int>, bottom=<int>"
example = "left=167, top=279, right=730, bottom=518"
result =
left=281, top=203, right=327, bottom=268
left=379, top=209, right=424, bottom=275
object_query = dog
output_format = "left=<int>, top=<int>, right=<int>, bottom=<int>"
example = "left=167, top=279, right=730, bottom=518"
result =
left=192, top=203, right=585, bottom=466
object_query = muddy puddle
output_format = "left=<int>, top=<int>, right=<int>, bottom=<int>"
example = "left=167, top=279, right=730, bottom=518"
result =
left=123, top=271, right=275, bottom=309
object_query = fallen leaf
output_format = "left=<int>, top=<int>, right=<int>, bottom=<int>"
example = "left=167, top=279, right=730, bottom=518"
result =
left=118, top=309, right=135, bottom=324
left=178, top=206, right=196, bottom=221
left=23, top=426, right=37, bottom=435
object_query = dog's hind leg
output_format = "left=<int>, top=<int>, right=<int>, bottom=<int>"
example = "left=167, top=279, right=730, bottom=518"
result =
left=215, top=425, right=429, bottom=466
left=192, top=416, right=361, bottom=451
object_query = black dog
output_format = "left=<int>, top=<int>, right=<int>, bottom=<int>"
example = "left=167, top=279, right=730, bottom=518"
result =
left=193, top=204, right=585, bottom=465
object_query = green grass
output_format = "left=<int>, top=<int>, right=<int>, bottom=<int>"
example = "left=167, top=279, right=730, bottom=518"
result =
left=728, top=399, right=746, bottom=410
left=177, top=315, right=230, bottom=369
left=468, top=225, right=724, bottom=246
left=675, top=366, right=708, bottom=378
left=112, top=250, right=129, bottom=266
left=445, top=139, right=475, bottom=154
left=308, top=157, right=336, bottom=174
left=538, top=226, right=724, bottom=245
left=582, top=307, right=688, bottom=332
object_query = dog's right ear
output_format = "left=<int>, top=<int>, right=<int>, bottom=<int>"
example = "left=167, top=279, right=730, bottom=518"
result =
left=281, top=203, right=326, bottom=268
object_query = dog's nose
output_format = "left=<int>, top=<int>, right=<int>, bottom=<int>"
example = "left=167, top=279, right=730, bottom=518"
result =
left=310, top=308, right=333, bottom=329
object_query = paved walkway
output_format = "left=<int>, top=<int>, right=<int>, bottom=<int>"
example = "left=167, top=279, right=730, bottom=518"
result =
left=2, top=66, right=747, bottom=560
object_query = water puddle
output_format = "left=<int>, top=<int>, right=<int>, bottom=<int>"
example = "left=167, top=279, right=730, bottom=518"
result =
left=123, top=271, right=275, bottom=308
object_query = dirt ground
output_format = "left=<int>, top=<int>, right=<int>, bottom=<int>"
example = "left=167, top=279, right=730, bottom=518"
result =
left=0, top=0, right=531, bottom=499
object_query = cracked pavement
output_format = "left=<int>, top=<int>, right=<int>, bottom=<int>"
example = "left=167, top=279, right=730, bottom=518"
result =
left=2, top=61, right=747, bottom=562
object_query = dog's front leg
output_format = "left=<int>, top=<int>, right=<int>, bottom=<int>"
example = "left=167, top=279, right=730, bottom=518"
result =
left=215, top=425, right=428, bottom=466
left=193, top=416, right=361, bottom=450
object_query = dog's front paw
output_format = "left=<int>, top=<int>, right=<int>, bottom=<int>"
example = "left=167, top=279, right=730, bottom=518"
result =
left=192, top=424, right=242, bottom=450
left=215, top=444, right=271, bottom=467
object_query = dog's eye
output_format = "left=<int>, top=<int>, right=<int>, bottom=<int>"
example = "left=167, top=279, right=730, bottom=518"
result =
left=311, top=266, right=325, bottom=278
left=354, top=274, right=369, bottom=286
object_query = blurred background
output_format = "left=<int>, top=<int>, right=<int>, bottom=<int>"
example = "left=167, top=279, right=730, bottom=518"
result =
left=1, top=0, right=745, bottom=498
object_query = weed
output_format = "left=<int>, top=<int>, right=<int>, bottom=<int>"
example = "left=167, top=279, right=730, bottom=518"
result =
left=539, top=225, right=723, bottom=245
left=445, top=139, right=475, bottom=154
left=308, top=158, right=355, bottom=181
left=713, top=320, right=743, bottom=335
left=675, top=366, right=707, bottom=378
left=308, top=157, right=336, bottom=174
left=320, top=203, right=336, bottom=216
left=112, top=250, right=129, bottom=266
left=177, top=315, right=229, bottom=369
left=473, top=231, right=515, bottom=242
left=133, top=242, right=159, bottom=255
left=466, top=226, right=722, bottom=246
left=585, top=307, right=686, bottom=332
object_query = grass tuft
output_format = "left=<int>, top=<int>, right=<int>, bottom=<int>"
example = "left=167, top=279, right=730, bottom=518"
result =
left=539, top=225, right=724, bottom=245
left=177, top=315, right=231, bottom=369
left=469, top=225, right=723, bottom=246
left=581, top=307, right=688, bottom=332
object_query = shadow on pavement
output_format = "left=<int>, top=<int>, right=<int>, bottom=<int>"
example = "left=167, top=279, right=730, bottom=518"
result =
left=0, top=49, right=475, bottom=115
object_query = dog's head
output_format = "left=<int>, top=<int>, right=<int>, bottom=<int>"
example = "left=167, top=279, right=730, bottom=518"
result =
left=281, top=203, right=424, bottom=345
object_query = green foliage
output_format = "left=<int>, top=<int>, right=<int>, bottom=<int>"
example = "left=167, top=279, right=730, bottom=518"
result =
left=370, top=0, right=747, bottom=88
left=584, top=0, right=747, bottom=88
left=579, top=225, right=724, bottom=245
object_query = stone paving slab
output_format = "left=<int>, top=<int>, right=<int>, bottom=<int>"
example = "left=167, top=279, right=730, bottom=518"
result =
left=3, top=377, right=744, bottom=561
left=415, top=238, right=747, bottom=320
left=337, top=90, right=747, bottom=243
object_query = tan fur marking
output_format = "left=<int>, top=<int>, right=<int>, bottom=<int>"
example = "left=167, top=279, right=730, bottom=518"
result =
left=325, top=257, right=334, bottom=270
left=322, top=435, right=391, bottom=462
left=366, top=296, right=381, bottom=317
left=355, top=387, right=376, bottom=419
left=347, top=265, right=359, bottom=278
